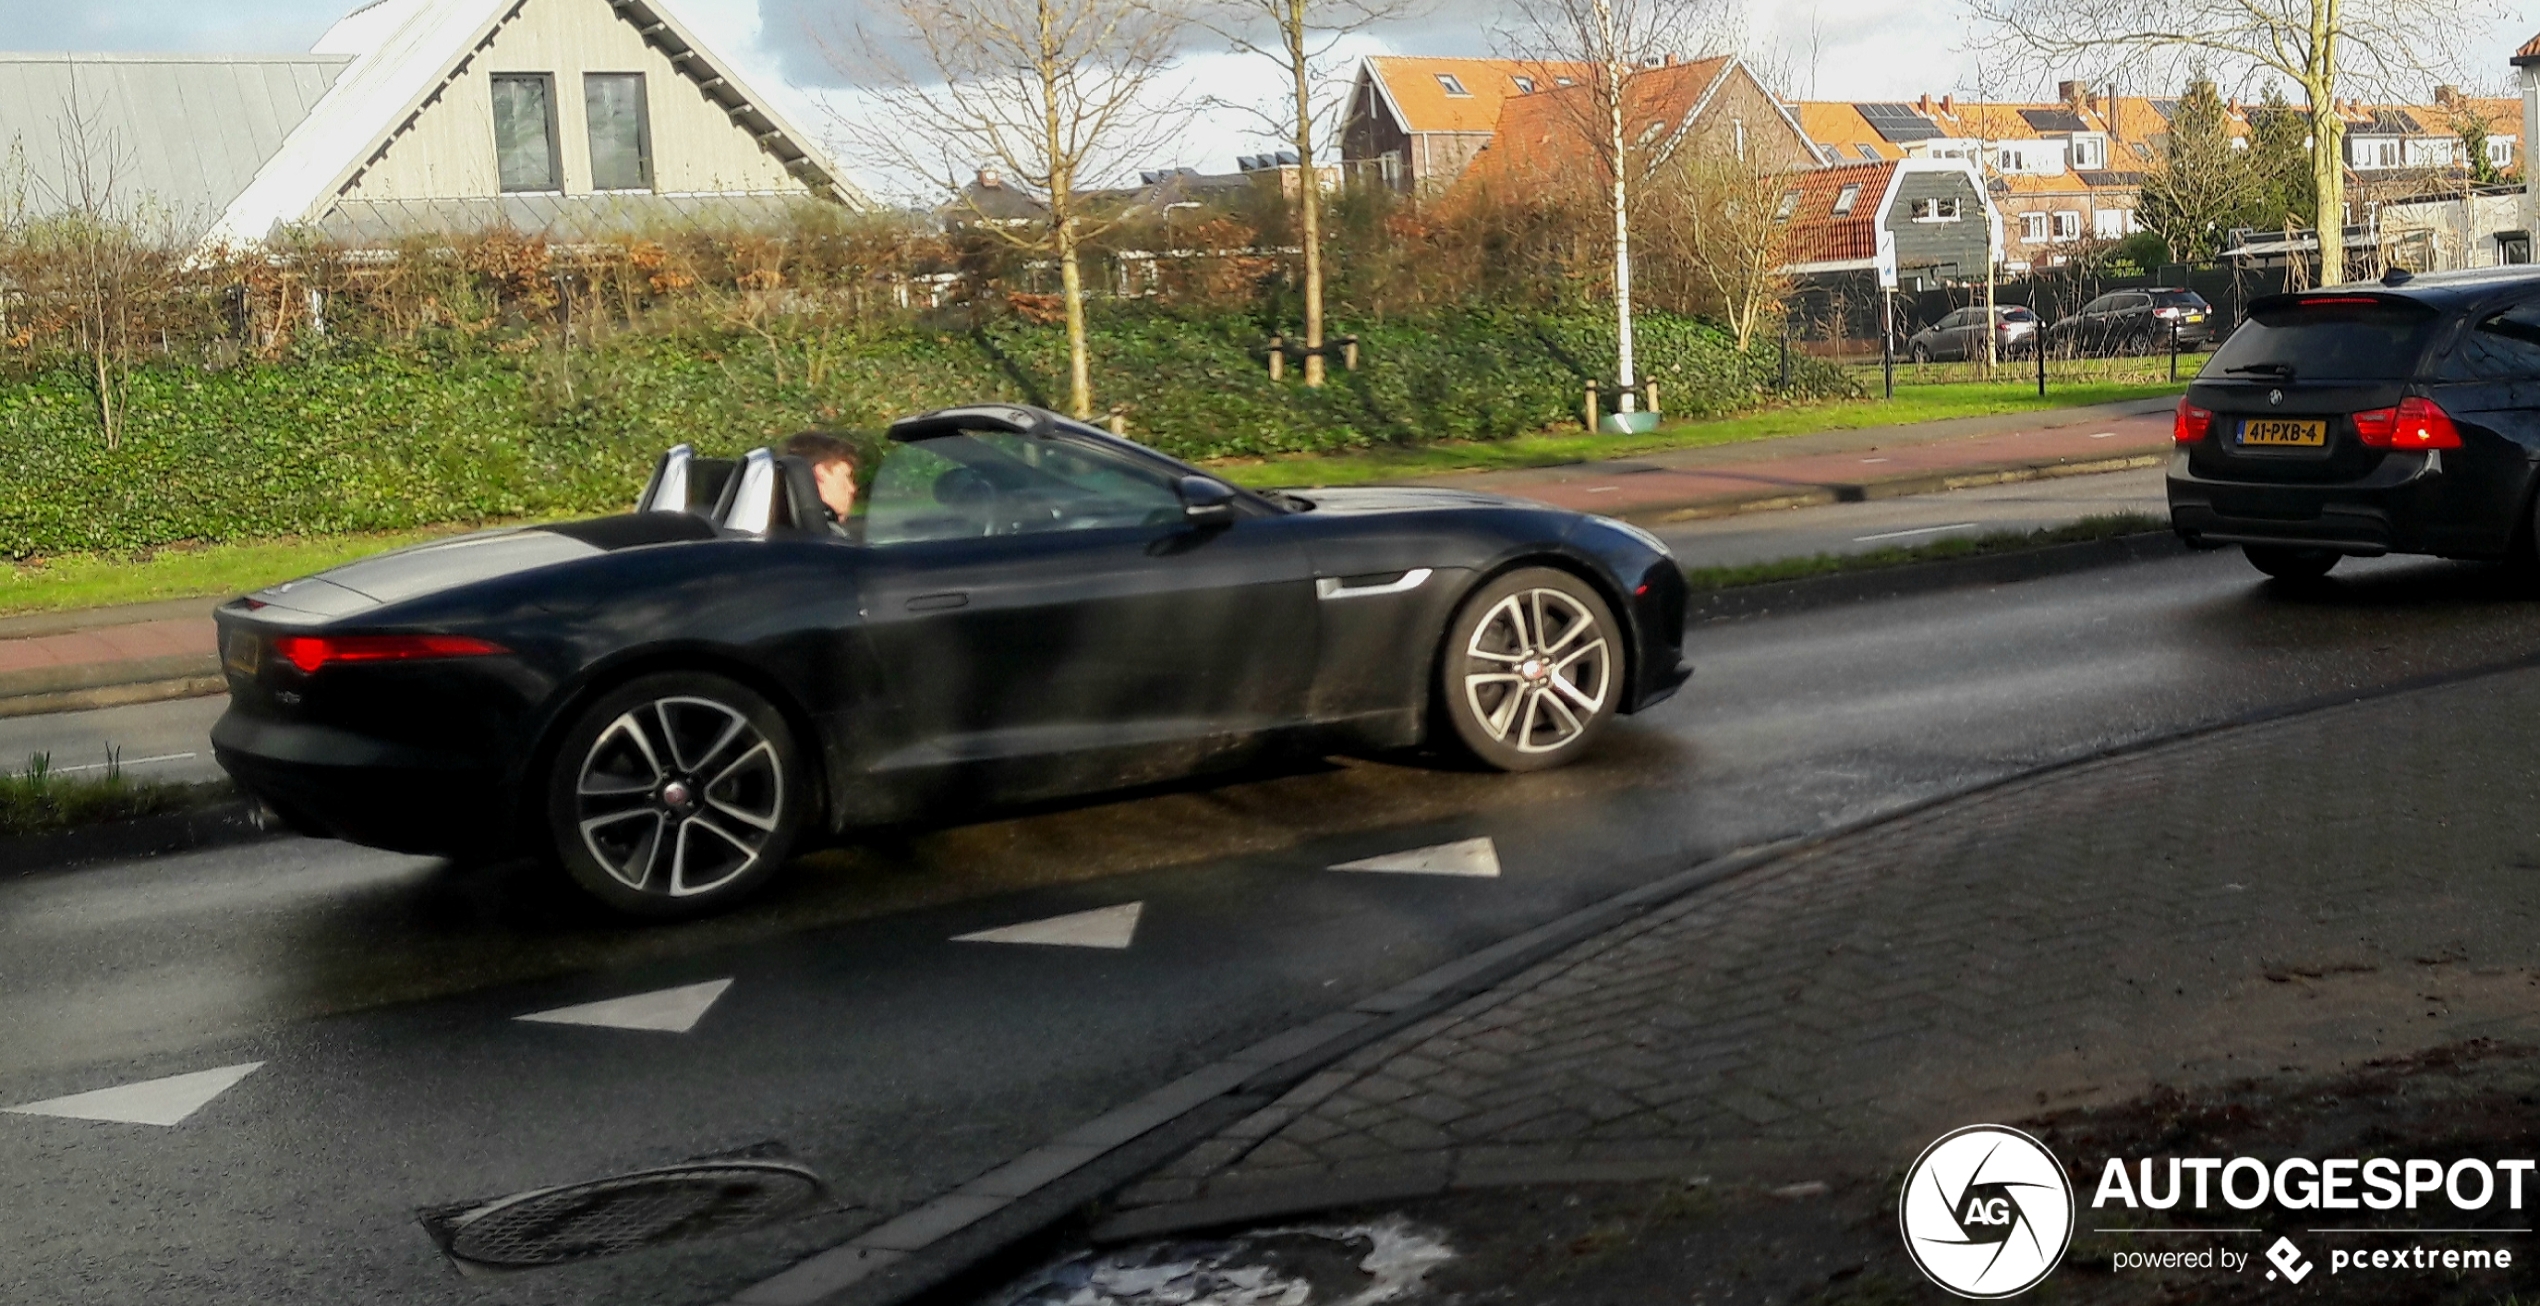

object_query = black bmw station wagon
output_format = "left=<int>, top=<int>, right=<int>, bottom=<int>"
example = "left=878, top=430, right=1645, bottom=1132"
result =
left=2170, top=267, right=2540, bottom=579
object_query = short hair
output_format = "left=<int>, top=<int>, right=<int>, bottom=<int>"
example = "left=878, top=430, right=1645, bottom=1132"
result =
left=784, top=430, right=859, bottom=471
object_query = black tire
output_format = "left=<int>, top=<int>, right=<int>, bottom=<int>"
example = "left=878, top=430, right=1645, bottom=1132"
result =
left=1436, top=567, right=1622, bottom=772
left=1909, top=342, right=1931, bottom=365
left=2244, top=544, right=2340, bottom=582
left=543, top=670, right=805, bottom=917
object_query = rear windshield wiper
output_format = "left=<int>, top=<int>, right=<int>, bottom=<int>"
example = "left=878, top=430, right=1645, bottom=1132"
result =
left=2224, top=362, right=2296, bottom=378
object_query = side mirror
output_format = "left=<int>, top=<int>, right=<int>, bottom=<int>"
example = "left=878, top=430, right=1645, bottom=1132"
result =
left=1178, top=475, right=1238, bottom=528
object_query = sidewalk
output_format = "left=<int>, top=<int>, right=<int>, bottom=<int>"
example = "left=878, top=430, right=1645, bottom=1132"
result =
left=0, top=397, right=2177, bottom=718
left=1074, top=664, right=2540, bottom=1301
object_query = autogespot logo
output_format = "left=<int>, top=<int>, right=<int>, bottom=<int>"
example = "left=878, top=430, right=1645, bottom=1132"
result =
left=1900, top=1125, right=2076, bottom=1298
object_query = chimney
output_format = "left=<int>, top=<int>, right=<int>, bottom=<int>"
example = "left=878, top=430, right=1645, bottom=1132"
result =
left=2058, top=79, right=2085, bottom=107
left=976, top=166, right=1002, bottom=189
left=1940, top=94, right=1954, bottom=115
left=1663, top=53, right=1677, bottom=66
left=2436, top=84, right=2461, bottom=108
left=1918, top=93, right=1934, bottom=113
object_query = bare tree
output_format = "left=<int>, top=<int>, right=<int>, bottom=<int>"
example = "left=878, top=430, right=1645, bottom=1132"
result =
left=1970, top=0, right=2501, bottom=285
left=14, top=98, right=170, bottom=449
left=1656, top=147, right=1791, bottom=349
left=837, top=0, right=1186, bottom=418
left=1507, top=0, right=1720, bottom=418
left=1196, top=0, right=1422, bottom=387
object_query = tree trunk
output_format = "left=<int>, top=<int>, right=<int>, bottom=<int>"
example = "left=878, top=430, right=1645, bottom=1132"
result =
left=1059, top=225, right=1093, bottom=419
left=1607, top=43, right=1636, bottom=416
left=2306, top=4, right=2345, bottom=285
left=1289, top=0, right=1325, bottom=388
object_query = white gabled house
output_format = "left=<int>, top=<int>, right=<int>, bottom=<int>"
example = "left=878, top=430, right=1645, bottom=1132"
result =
left=0, top=0, right=860, bottom=248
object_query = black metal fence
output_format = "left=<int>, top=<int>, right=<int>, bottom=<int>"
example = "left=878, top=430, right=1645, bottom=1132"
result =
left=1786, top=260, right=2306, bottom=356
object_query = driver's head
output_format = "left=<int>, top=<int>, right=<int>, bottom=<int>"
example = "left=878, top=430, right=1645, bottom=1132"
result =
left=784, top=431, right=861, bottom=520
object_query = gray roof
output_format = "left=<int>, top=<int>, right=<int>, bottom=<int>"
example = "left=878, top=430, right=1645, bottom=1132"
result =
left=0, top=54, right=348, bottom=233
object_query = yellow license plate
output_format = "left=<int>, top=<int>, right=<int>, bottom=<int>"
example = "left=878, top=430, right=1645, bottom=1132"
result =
left=223, top=629, right=261, bottom=676
left=2239, top=418, right=2326, bottom=447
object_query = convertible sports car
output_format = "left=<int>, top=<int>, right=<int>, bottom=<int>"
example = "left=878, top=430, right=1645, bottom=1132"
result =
left=211, top=404, right=1691, bottom=915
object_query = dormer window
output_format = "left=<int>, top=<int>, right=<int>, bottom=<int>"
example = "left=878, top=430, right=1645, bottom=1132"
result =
left=1435, top=73, right=1470, bottom=97
left=1855, top=143, right=1880, bottom=161
left=2069, top=135, right=2105, bottom=169
left=1512, top=76, right=1536, bottom=93
left=1830, top=184, right=1860, bottom=215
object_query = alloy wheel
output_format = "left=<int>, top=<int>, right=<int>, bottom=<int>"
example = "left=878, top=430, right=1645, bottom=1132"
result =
left=1463, top=588, right=1613, bottom=754
left=574, top=696, right=786, bottom=898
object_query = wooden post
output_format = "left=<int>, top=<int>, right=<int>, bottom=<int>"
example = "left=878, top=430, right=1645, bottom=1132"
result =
left=1584, top=380, right=1600, bottom=431
left=1267, top=335, right=1284, bottom=381
left=1342, top=337, right=1359, bottom=371
left=1644, top=379, right=1660, bottom=417
left=1107, top=409, right=1127, bottom=437
left=2036, top=296, right=2048, bottom=398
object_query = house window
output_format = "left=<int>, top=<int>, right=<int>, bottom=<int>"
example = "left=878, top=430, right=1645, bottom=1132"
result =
left=1511, top=76, right=1535, bottom=94
left=584, top=73, right=652, bottom=191
left=1911, top=197, right=1962, bottom=222
left=1854, top=143, right=1880, bottom=161
left=1775, top=189, right=1801, bottom=221
left=2070, top=136, right=2104, bottom=169
left=1830, top=184, right=1861, bottom=216
left=1997, top=145, right=2025, bottom=171
left=2052, top=210, right=2080, bottom=240
left=2492, top=137, right=2518, bottom=166
left=491, top=73, right=561, bottom=192
left=2358, top=138, right=2399, bottom=168
left=2020, top=212, right=2049, bottom=241
left=1435, top=73, right=1470, bottom=97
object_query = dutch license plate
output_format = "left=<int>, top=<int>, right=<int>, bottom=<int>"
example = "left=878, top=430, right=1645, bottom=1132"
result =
left=2239, top=418, right=2326, bottom=447
left=224, top=628, right=261, bottom=676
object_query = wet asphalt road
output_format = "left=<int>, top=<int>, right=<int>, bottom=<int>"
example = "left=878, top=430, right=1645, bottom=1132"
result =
left=9, top=547, right=2540, bottom=1305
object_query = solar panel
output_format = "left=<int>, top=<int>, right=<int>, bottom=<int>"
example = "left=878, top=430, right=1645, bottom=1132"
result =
left=2148, top=99, right=2180, bottom=119
left=2019, top=108, right=2089, bottom=132
left=1854, top=102, right=1941, bottom=142
left=2369, top=109, right=2422, bottom=134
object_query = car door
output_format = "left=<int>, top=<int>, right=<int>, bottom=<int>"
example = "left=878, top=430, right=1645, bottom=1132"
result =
left=854, top=427, right=1318, bottom=802
left=1933, top=309, right=1969, bottom=359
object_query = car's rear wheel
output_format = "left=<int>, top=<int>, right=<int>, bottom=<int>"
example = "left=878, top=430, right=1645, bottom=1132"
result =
left=2244, top=544, right=2341, bottom=582
left=1437, top=568, right=1620, bottom=772
left=544, top=671, right=804, bottom=917
left=1909, top=342, right=1930, bottom=364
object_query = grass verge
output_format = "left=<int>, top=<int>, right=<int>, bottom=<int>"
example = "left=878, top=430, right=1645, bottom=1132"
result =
left=1681, top=512, right=2171, bottom=592
left=0, top=524, right=505, bottom=618
left=1210, top=378, right=2180, bottom=488
left=0, top=752, right=235, bottom=839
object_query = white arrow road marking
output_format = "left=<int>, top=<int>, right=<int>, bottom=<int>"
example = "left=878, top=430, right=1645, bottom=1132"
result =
left=1331, top=836, right=1502, bottom=878
left=517, top=978, right=734, bottom=1033
left=6, top=1062, right=263, bottom=1127
left=954, top=902, right=1143, bottom=949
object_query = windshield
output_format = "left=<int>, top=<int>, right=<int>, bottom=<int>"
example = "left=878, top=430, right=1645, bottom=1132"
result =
left=2152, top=290, right=2209, bottom=308
left=2201, top=296, right=2439, bottom=381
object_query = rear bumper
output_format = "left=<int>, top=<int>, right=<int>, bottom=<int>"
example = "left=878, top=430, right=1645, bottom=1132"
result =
left=2165, top=448, right=2481, bottom=556
left=210, top=709, right=511, bottom=856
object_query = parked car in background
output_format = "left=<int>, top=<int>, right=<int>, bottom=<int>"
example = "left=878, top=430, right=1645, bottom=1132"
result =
left=1905, top=306, right=2040, bottom=363
left=2046, top=288, right=2216, bottom=356
left=2170, top=267, right=2540, bottom=581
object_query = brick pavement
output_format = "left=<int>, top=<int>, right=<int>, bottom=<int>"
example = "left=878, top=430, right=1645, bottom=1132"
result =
left=1114, top=666, right=2540, bottom=1221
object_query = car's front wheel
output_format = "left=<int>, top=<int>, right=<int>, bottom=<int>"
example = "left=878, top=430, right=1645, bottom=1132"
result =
left=544, top=671, right=805, bottom=916
left=1437, top=568, right=1621, bottom=772
left=1909, top=342, right=1930, bottom=364
left=2244, top=544, right=2340, bottom=582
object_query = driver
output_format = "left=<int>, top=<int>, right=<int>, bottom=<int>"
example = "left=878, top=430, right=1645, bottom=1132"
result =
left=784, top=431, right=864, bottom=538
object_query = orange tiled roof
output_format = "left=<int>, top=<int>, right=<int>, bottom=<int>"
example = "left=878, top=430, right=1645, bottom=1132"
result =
left=1364, top=56, right=1595, bottom=134
left=1781, top=160, right=1894, bottom=265
left=1464, top=56, right=1737, bottom=186
left=2516, top=31, right=2540, bottom=65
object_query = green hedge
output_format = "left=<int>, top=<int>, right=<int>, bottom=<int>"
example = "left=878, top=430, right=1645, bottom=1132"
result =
left=0, top=307, right=1852, bottom=557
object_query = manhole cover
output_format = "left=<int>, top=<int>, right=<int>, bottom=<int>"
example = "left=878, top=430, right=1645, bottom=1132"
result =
left=432, top=1159, right=826, bottom=1269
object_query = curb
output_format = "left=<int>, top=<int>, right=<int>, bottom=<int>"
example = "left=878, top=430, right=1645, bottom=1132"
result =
left=0, top=797, right=275, bottom=876
left=729, top=617, right=2540, bottom=1306
left=0, top=674, right=224, bottom=720
left=1611, top=451, right=2167, bottom=527
left=1687, top=530, right=2196, bottom=623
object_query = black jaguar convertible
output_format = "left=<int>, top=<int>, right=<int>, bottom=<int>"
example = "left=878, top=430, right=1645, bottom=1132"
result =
left=211, top=405, right=1691, bottom=915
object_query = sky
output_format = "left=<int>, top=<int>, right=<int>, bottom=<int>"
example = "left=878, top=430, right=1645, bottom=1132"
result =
left=8, top=0, right=2538, bottom=199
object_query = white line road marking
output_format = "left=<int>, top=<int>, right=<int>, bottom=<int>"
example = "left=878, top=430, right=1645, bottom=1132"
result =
left=1860, top=457, right=1891, bottom=463
left=6, top=1062, right=263, bottom=1126
left=1331, top=837, right=1502, bottom=877
left=1585, top=486, right=1620, bottom=493
left=2089, top=431, right=2116, bottom=439
left=1853, top=522, right=1981, bottom=543
left=955, top=902, right=1143, bottom=949
left=46, top=751, right=199, bottom=776
left=517, top=978, right=733, bottom=1033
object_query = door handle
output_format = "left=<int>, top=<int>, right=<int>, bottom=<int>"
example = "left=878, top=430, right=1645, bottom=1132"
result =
left=905, top=591, right=970, bottom=612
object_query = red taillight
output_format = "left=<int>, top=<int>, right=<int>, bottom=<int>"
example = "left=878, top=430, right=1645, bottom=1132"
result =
left=2152, top=306, right=2180, bottom=319
left=2352, top=396, right=2460, bottom=450
left=2296, top=295, right=2383, bottom=308
left=271, top=634, right=510, bottom=674
left=2173, top=399, right=2213, bottom=443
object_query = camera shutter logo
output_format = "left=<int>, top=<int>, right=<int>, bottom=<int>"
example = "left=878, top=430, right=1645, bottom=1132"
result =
left=1899, top=1124, right=2075, bottom=1298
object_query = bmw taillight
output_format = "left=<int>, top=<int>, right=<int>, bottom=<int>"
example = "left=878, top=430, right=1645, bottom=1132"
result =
left=2152, top=306, right=2181, bottom=320
left=2173, top=399, right=2213, bottom=444
left=2352, top=396, right=2461, bottom=450
left=271, top=634, right=510, bottom=674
